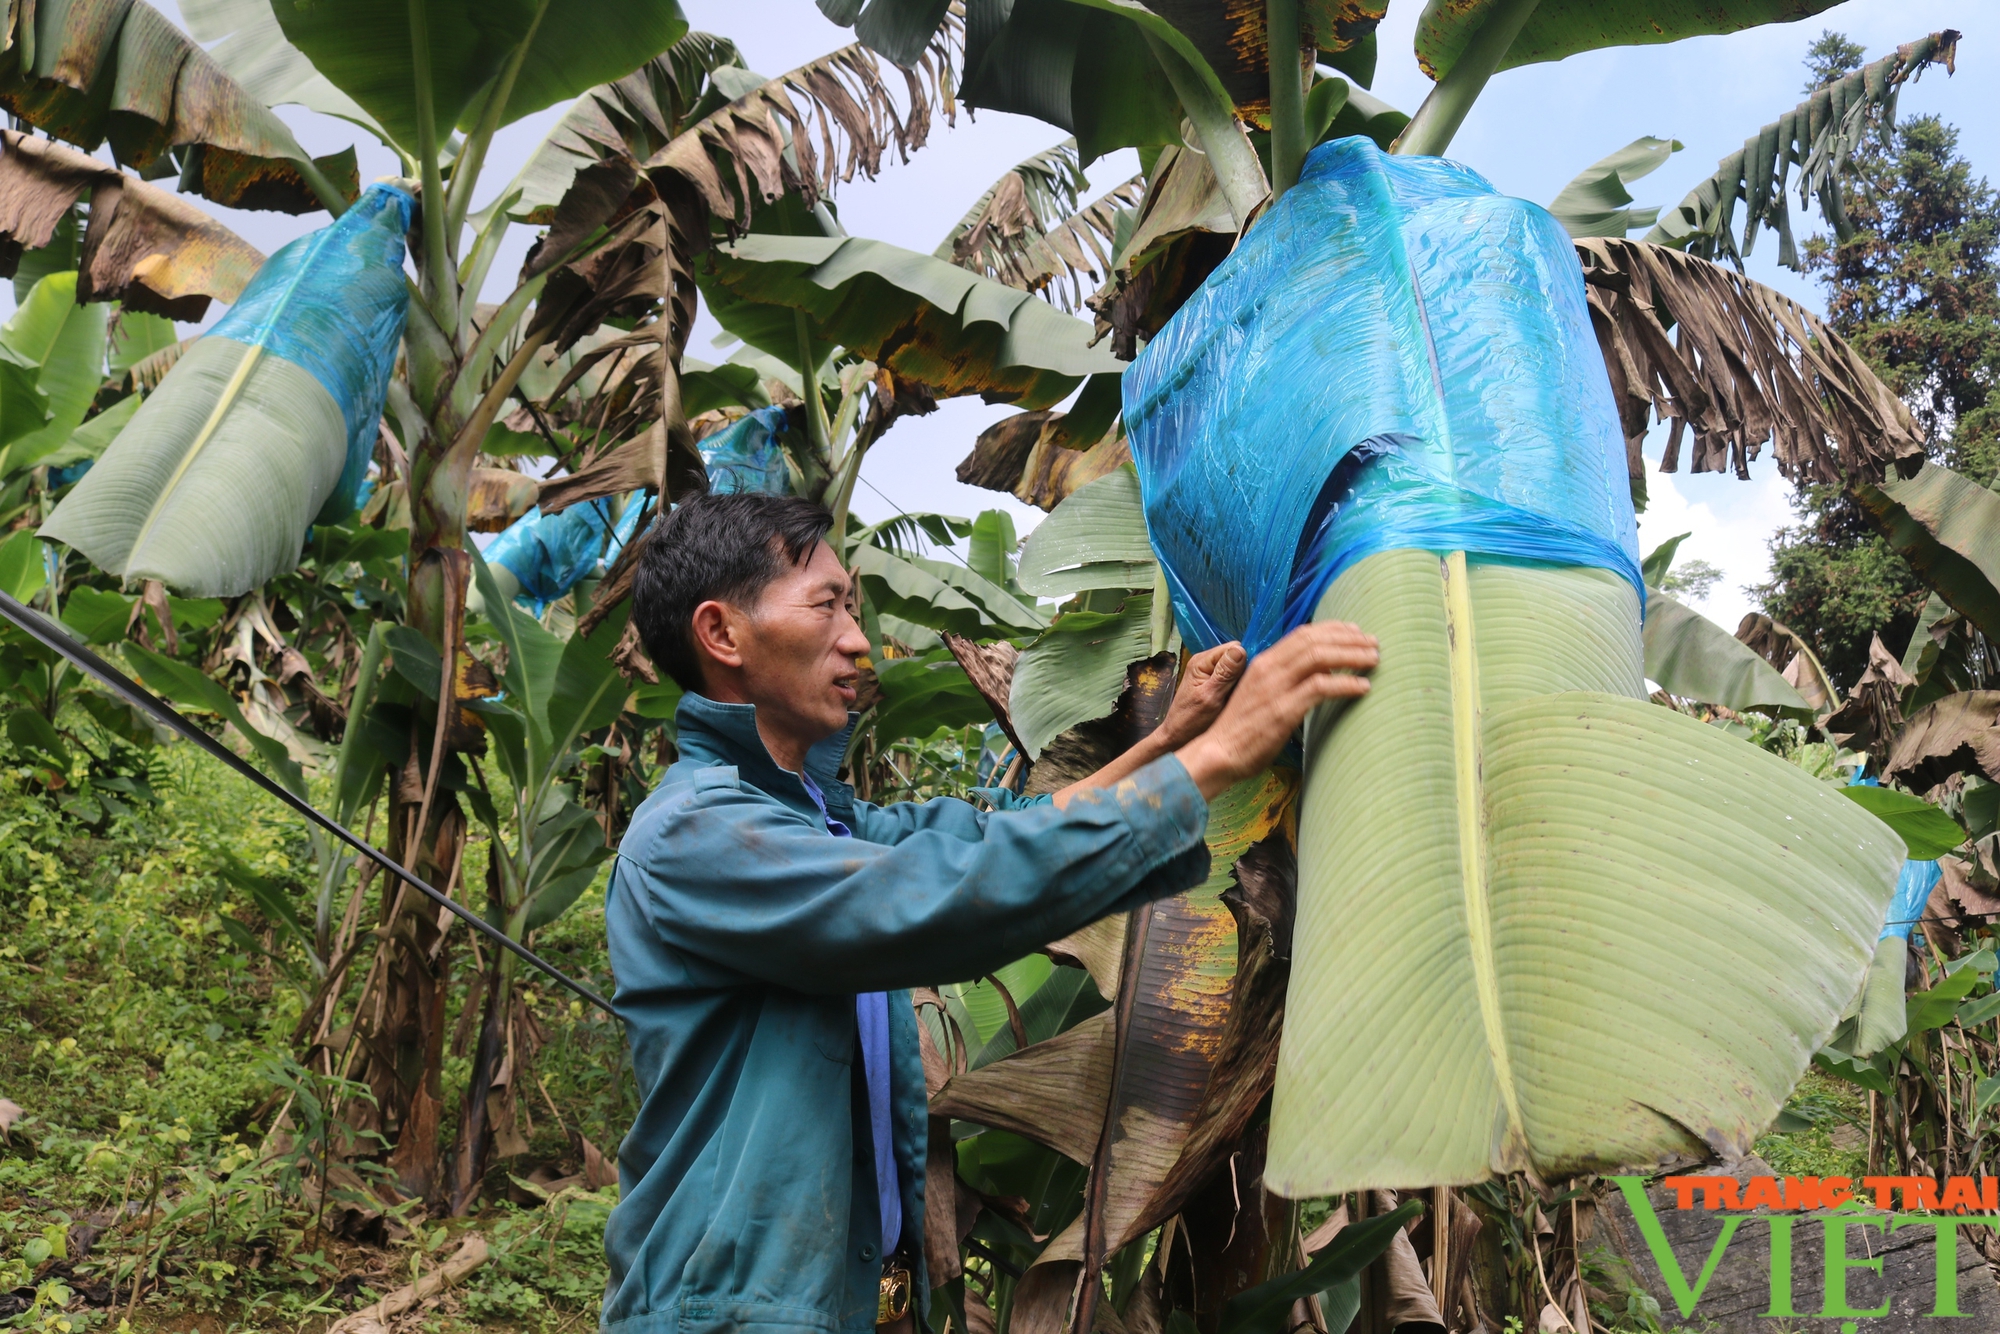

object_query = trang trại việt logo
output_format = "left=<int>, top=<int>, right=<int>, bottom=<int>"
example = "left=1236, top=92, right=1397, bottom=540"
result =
left=1611, top=1174, right=1998, bottom=1328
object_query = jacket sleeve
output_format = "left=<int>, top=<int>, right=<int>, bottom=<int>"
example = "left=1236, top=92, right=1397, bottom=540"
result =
left=845, top=788, right=1048, bottom=845
left=626, top=756, right=1209, bottom=994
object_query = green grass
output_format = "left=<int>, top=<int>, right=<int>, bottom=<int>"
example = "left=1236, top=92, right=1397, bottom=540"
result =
left=1751, top=1070, right=1869, bottom=1178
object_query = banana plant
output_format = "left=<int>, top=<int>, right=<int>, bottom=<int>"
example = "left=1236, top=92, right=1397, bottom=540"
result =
left=888, top=7, right=1959, bottom=1327
left=416, top=549, right=625, bottom=1207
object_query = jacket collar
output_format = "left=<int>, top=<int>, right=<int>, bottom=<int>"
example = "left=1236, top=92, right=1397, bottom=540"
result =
left=674, top=691, right=859, bottom=820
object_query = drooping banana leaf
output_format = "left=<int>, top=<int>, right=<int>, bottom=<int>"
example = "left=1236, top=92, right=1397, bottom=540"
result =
left=956, top=408, right=1133, bottom=512
left=271, top=0, right=689, bottom=152
left=1645, top=31, right=1960, bottom=269
left=1265, top=549, right=1903, bottom=1192
left=698, top=234, right=1128, bottom=410
left=1642, top=586, right=1813, bottom=718
left=936, top=136, right=1144, bottom=311
left=0, top=129, right=269, bottom=322
left=644, top=33, right=957, bottom=232
left=472, top=32, right=742, bottom=227
left=0, top=271, right=108, bottom=476
left=1546, top=136, right=1679, bottom=240
left=1014, top=463, right=1157, bottom=599
left=934, top=768, right=1297, bottom=1334
left=0, top=0, right=355, bottom=212
left=42, top=185, right=411, bottom=597
left=1853, top=462, right=2000, bottom=647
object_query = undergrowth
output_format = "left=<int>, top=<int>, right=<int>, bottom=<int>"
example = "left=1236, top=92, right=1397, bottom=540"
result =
left=0, top=735, right=627, bottom=1332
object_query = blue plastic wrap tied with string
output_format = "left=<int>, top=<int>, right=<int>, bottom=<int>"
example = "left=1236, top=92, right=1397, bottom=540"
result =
left=700, top=405, right=791, bottom=495
left=487, top=495, right=645, bottom=613
left=208, top=182, right=413, bottom=525
left=1123, top=137, right=1642, bottom=656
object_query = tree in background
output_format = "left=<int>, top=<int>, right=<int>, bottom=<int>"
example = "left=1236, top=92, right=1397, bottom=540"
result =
left=1755, top=31, right=2000, bottom=688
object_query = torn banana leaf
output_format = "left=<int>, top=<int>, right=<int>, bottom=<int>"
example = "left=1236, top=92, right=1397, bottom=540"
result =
left=1266, top=550, right=1903, bottom=1193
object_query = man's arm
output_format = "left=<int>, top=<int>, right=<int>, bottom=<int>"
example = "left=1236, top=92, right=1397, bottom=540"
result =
left=627, top=619, right=1377, bottom=993
left=628, top=757, right=1211, bottom=994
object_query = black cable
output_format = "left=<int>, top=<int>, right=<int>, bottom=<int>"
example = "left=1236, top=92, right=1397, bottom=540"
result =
left=0, top=589, right=616, bottom=1016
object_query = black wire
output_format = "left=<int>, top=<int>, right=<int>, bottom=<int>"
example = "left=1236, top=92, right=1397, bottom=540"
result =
left=0, top=589, right=616, bottom=1016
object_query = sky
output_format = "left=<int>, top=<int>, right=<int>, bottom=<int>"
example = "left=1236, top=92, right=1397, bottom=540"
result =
left=87, top=3, right=2000, bottom=630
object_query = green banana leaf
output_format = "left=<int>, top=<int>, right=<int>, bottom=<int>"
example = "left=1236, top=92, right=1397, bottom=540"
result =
left=1642, top=586, right=1813, bottom=718
left=60, top=588, right=135, bottom=645
left=1854, top=462, right=2000, bottom=646
left=1015, top=464, right=1157, bottom=598
left=181, top=0, right=388, bottom=137
left=123, top=642, right=306, bottom=797
left=1548, top=136, right=1680, bottom=239
left=965, top=510, right=1020, bottom=591
left=0, top=272, right=108, bottom=476
left=1646, top=32, right=1960, bottom=269
left=699, top=234, right=1127, bottom=411
left=0, top=529, right=44, bottom=603
left=1009, top=593, right=1155, bottom=759
left=851, top=543, right=1047, bottom=641
left=1839, top=785, right=1965, bottom=861
left=1416, top=0, right=1842, bottom=81
left=40, top=336, right=347, bottom=597
left=41, top=395, right=141, bottom=474
left=1268, top=549, right=1903, bottom=1193
left=872, top=649, right=990, bottom=742
left=819, top=0, right=952, bottom=68
left=1220, top=1202, right=1422, bottom=1334
left=108, top=312, right=177, bottom=375
left=272, top=0, right=689, bottom=151
left=956, top=0, right=1185, bottom=164
left=463, top=550, right=625, bottom=935
left=0, top=0, right=350, bottom=211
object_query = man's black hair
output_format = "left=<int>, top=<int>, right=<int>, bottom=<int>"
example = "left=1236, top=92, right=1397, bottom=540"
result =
left=633, top=491, right=835, bottom=692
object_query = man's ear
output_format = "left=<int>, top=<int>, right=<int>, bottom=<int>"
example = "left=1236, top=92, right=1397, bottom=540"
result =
left=689, top=599, right=747, bottom=672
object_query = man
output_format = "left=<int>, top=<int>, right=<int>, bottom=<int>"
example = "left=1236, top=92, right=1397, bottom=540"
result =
left=602, top=492, right=1377, bottom=1334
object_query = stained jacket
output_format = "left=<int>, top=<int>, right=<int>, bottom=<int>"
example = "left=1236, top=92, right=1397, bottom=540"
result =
left=601, top=692, right=1211, bottom=1334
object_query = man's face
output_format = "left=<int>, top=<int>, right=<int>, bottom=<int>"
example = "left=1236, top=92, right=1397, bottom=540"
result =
left=727, top=539, right=871, bottom=748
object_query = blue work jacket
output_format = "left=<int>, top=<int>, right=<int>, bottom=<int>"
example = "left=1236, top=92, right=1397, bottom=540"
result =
left=601, top=692, right=1211, bottom=1334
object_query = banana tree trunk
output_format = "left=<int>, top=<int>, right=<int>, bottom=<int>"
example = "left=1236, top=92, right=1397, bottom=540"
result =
left=450, top=835, right=535, bottom=1213
left=349, top=222, right=481, bottom=1204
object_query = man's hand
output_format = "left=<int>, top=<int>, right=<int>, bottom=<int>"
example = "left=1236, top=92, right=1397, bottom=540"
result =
left=1155, top=642, right=1248, bottom=749
left=1176, top=621, right=1378, bottom=799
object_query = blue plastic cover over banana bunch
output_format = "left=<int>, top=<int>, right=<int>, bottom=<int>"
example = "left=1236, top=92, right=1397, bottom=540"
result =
left=486, top=495, right=645, bottom=614
left=212, top=183, right=413, bottom=522
left=42, top=183, right=413, bottom=597
left=699, top=406, right=792, bottom=495
left=1124, top=138, right=1641, bottom=655
left=1120, top=136, right=1902, bottom=1195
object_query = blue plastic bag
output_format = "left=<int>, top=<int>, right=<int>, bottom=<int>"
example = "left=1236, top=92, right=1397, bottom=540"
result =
left=699, top=405, right=791, bottom=495
left=1880, top=858, right=1943, bottom=942
left=1123, top=138, right=1640, bottom=655
left=487, top=494, right=644, bottom=612
left=208, top=182, right=413, bottom=524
